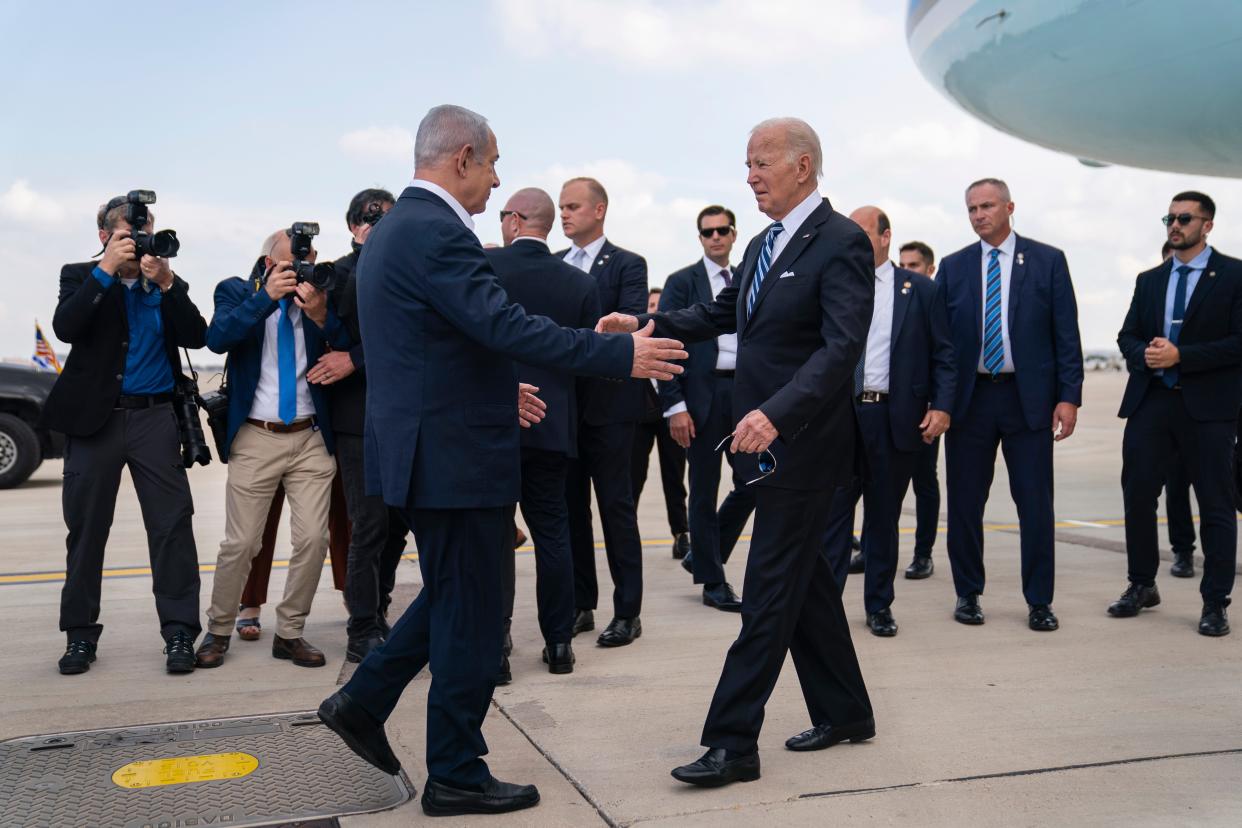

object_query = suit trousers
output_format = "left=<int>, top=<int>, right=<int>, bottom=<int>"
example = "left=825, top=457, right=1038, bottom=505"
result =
left=701, top=486, right=872, bottom=753
left=344, top=505, right=510, bottom=788
left=206, top=423, right=335, bottom=639
left=567, top=421, right=644, bottom=618
left=945, top=379, right=1056, bottom=605
left=632, top=415, right=689, bottom=536
left=911, top=435, right=941, bottom=557
left=687, top=375, right=756, bottom=585
left=60, top=404, right=200, bottom=644
left=1164, top=455, right=1196, bottom=556
left=824, top=402, right=919, bottom=613
left=1122, top=385, right=1236, bottom=604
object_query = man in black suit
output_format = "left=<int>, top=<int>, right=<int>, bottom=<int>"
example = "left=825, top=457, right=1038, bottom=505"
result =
left=41, top=196, right=207, bottom=675
left=558, top=176, right=649, bottom=647
left=1113, top=191, right=1242, bottom=637
left=489, top=186, right=600, bottom=678
left=658, top=205, right=757, bottom=611
left=599, top=117, right=875, bottom=787
left=1156, top=239, right=1197, bottom=579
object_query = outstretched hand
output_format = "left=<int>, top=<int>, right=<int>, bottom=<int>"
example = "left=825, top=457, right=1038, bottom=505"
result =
left=596, top=312, right=640, bottom=334
left=630, top=320, right=686, bottom=381
left=518, top=383, right=547, bottom=429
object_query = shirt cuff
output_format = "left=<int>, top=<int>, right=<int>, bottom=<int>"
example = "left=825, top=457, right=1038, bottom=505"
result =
left=663, top=401, right=688, bottom=418
left=91, top=266, right=115, bottom=289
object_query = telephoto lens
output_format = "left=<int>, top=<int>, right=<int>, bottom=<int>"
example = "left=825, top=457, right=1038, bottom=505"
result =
left=173, top=377, right=212, bottom=468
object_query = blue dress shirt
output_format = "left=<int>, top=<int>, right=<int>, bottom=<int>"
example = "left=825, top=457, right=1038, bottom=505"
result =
left=93, top=265, right=174, bottom=395
left=1163, top=245, right=1212, bottom=338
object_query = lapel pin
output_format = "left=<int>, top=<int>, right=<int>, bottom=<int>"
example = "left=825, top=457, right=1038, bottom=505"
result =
left=802, top=233, right=811, bottom=239
left=901, top=280, right=911, bottom=294
left=1209, top=270, right=1216, bottom=277
left=1017, top=252, right=1025, bottom=266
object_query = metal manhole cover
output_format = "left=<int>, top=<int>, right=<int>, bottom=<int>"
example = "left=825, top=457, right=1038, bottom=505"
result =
left=0, top=712, right=410, bottom=828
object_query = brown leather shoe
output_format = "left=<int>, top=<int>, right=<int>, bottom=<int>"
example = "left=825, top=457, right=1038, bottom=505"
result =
left=194, top=633, right=230, bottom=668
left=272, top=635, right=326, bottom=667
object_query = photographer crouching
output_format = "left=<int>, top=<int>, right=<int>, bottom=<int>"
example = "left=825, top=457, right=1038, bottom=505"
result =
left=41, top=191, right=208, bottom=675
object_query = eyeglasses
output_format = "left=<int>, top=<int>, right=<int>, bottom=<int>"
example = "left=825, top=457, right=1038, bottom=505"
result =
left=1162, top=213, right=1208, bottom=227
left=715, top=434, right=776, bottom=485
left=499, top=210, right=528, bottom=221
left=699, top=226, right=735, bottom=238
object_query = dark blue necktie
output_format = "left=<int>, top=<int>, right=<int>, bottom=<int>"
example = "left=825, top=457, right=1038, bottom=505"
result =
left=982, top=249, right=1005, bottom=375
left=746, top=221, right=783, bottom=316
left=854, top=350, right=865, bottom=396
left=277, top=298, right=297, bottom=424
left=1162, top=264, right=1192, bottom=389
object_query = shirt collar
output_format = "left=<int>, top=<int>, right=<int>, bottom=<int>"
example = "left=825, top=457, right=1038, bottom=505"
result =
left=981, top=230, right=1017, bottom=258
left=410, top=178, right=475, bottom=230
left=771, top=190, right=822, bottom=239
left=569, top=235, right=607, bottom=264
left=702, top=255, right=731, bottom=278
left=120, top=276, right=155, bottom=293
left=1173, top=245, right=1213, bottom=271
left=512, top=236, right=549, bottom=248
left=875, top=260, right=894, bottom=283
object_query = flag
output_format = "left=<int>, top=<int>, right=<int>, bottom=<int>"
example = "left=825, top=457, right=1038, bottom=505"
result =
left=32, top=321, right=61, bottom=373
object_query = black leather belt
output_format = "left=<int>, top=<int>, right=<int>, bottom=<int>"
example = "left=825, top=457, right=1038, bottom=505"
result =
left=115, top=393, right=173, bottom=409
left=713, top=369, right=735, bottom=378
left=858, top=391, right=888, bottom=403
left=976, top=373, right=1015, bottom=384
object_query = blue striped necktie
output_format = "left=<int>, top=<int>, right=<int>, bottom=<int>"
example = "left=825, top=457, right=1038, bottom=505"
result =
left=277, top=298, right=297, bottom=425
left=746, top=221, right=784, bottom=316
left=982, top=249, right=1005, bottom=375
left=1162, top=264, right=1192, bottom=389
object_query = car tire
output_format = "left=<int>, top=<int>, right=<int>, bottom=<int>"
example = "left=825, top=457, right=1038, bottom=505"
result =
left=0, top=412, right=40, bottom=489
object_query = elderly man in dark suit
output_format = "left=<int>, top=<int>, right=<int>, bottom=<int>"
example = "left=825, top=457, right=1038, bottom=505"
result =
left=1113, top=191, right=1242, bottom=636
left=599, top=117, right=875, bottom=788
left=315, top=105, right=685, bottom=817
left=939, top=178, right=1084, bottom=632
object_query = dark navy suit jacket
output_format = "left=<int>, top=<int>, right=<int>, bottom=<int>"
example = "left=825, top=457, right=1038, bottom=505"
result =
left=939, top=234, right=1083, bottom=430
left=878, top=266, right=957, bottom=453
left=486, top=239, right=601, bottom=457
left=655, top=259, right=735, bottom=425
left=1117, top=249, right=1242, bottom=421
left=206, top=259, right=350, bottom=459
left=642, top=198, right=874, bottom=491
left=357, top=187, right=633, bottom=510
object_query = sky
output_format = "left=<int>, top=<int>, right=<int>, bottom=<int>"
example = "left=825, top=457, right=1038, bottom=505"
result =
left=2, top=0, right=1240, bottom=361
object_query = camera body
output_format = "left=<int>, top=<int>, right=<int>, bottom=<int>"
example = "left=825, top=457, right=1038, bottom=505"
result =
left=360, top=203, right=386, bottom=227
left=286, top=221, right=335, bottom=292
left=123, top=190, right=180, bottom=258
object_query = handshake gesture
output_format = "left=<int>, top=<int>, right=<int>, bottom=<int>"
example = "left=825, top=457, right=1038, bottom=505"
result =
left=598, top=314, right=687, bottom=381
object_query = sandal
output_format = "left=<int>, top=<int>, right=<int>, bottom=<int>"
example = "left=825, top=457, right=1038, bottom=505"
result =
left=236, top=608, right=262, bottom=641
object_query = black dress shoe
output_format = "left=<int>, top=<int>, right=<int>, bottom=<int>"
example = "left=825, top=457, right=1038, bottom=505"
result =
left=672, top=532, right=691, bottom=559
left=543, top=642, right=575, bottom=674
left=1028, top=604, right=1059, bottom=632
left=681, top=550, right=694, bottom=575
left=572, top=609, right=594, bottom=636
left=954, top=594, right=984, bottom=625
left=785, top=717, right=876, bottom=751
left=850, top=534, right=861, bottom=551
left=703, top=582, right=743, bottom=612
left=58, top=640, right=97, bottom=675
left=421, top=776, right=540, bottom=816
left=866, top=608, right=898, bottom=637
left=1170, top=552, right=1195, bottom=578
left=318, top=690, right=401, bottom=775
left=1107, top=582, right=1161, bottom=617
left=164, top=631, right=196, bottom=674
left=1199, top=602, right=1230, bottom=637
left=848, top=550, right=865, bottom=574
left=346, top=634, right=384, bottom=664
left=597, top=616, right=641, bottom=647
left=904, top=554, right=934, bottom=579
left=671, top=748, right=760, bottom=787
left=496, top=654, right=511, bottom=686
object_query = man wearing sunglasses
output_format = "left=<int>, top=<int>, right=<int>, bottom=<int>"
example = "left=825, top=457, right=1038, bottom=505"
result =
left=1114, top=191, right=1242, bottom=637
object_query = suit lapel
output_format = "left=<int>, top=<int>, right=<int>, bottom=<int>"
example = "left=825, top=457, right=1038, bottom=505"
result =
left=747, top=200, right=829, bottom=321
left=736, top=236, right=763, bottom=333
left=891, top=266, right=912, bottom=343
left=1181, top=250, right=1221, bottom=327
left=1151, top=259, right=1172, bottom=335
left=967, top=241, right=983, bottom=343
left=1008, top=235, right=1026, bottom=330
left=589, top=240, right=614, bottom=279
left=692, top=260, right=713, bottom=304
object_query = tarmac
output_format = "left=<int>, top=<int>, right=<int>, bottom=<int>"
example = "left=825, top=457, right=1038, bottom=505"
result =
left=2, top=371, right=1240, bottom=826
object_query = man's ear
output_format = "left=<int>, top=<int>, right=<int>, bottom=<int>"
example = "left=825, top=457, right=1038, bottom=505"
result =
left=457, top=145, right=474, bottom=178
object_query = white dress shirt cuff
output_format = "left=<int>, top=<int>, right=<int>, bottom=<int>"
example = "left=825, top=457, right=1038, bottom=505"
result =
left=663, top=401, right=688, bottom=418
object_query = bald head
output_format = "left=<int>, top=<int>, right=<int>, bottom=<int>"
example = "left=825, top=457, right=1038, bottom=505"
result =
left=261, top=229, right=291, bottom=262
left=500, top=187, right=556, bottom=245
left=849, top=206, right=891, bottom=268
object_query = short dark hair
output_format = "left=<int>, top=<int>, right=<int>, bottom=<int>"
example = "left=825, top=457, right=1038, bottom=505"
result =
left=649, top=286, right=662, bottom=295
left=1171, top=190, right=1216, bottom=219
left=1161, top=240, right=1173, bottom=258
left=875, top=209, right=891, bottom=237
left=697, top=204, right=736, bottom=231
left=346, top=188, right=395, bottom=228
left=899, top=240, right=935, bottom=266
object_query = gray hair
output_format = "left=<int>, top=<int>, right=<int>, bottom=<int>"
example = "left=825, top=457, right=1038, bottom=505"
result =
left=414, top=104, right=491, bottom=167
left=751, top=117, right=823, bottom=179
left=260, top=229, right=287, bottom=259
left=966, top=177, right=1011, bottom=202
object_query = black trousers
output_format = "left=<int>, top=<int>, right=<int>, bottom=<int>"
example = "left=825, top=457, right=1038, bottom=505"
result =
left=335, top=433, right=408, bottom=639
left=344, top=504, right=509, bottom=788
left=1164, top=455, right=1196, bottom=555
left=567, top=421, right=644, bottom=618
left=503, top=448, right=574, bottom=645
left=632, top=415, right=689, bottom=536
left=60, top=404, right=200, bottom=644
left=1122, top=385, right=1236, bottom=604
left=911, top=435, right=941, bottom=557
left=701, top=486, right=872, bottom=752
left=687, top=375, right=756, bottom=585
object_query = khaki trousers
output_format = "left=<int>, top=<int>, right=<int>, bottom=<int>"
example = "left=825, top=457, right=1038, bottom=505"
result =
left=206, top=423, right=336, bottom=639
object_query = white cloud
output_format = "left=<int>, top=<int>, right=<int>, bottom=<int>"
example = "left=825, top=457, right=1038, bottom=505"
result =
left=851, top=121, right=983, bottom=162
left=339, top=126, right=415, bottom=162
left=0, top=180, right=68, bottom=224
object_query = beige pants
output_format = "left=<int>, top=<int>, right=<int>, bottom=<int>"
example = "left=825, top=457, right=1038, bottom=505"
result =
left=206, top=423, right=336, bottom=639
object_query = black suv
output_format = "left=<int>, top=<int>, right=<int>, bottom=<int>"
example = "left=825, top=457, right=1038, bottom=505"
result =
left=0, top=364, right=64, bottom=488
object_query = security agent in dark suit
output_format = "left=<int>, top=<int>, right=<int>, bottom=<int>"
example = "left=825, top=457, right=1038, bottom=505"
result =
left=557, top=176, right=649, bottom=647
left=314, top=105, right=686, bottom=818
left=658, top=205, right=757, bottom=611
left=42, top=197, right=207, bottom=676
left=940, top=178, right=1084, bottom=632
left=1112, top=191, right=1242, bottom=637
left=602, top=118, right=875, bottom=788
left=824, top=207, right=955, bottom=637
left=489, top=186, right=601, bottom=677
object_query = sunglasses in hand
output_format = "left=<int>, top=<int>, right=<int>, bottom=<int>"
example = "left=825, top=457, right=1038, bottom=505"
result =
left=716, top=433, right=776, bottom=485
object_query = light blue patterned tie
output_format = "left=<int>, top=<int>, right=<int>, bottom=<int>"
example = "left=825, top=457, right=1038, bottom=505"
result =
left=982, top=249, right=1005, bottom=375
left=746, top=221, right=784, bottom=317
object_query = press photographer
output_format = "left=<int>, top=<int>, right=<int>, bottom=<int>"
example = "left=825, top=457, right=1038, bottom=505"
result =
left=40, top=190, right=208, bottom=676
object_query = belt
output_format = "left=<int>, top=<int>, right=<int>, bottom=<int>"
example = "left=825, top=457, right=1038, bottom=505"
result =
left=246, top=417, right=316, bottom=433
left=712, top=369, right=735, bottom=378
left=976, top=372, right=1015, bottom=384
left=115, top=393, right=173, bottom=409
left=858, top=391, right=888, bottom=403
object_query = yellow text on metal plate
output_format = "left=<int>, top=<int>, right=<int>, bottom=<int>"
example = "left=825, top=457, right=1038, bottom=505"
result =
left=111, top=752, right=259, bottom=789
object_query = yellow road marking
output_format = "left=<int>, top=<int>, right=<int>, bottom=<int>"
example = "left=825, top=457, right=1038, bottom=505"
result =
left=111, top=752, right=258, bottom=789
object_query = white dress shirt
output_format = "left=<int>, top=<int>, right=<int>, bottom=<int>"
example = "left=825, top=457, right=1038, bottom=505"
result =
left=767, top=190, right=822, bottom=264
left=663, top=256, right=738, bottom=418
left=564, top=235, right=607, bottom=273
left=863, top=260, right=895, bottom=393
left=410, top=178, right=475, bottom=230
left=249, top=302, right=314, bottom=422
left=978, top=230, right=1016, bottom=373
